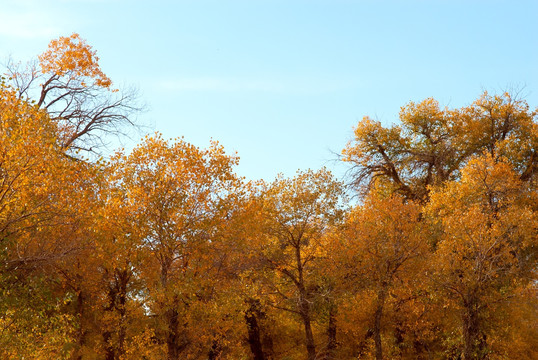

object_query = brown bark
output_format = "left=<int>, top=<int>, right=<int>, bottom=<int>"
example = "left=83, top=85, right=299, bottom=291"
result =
left=165, top=307, right=181, bottom=360
left=296, top=246, right=316, bottom=360
left=160, top=257, right=188, bottom=359
left=103, top=285, right=117, bottom=360
left=462, top=297, right=487, bottom=360
left=245, top=300, right=267, bottom=360
left=208, top=338, right=223, bottom=360
left=116, top=279, right=127, bottom=358
left=326, top=304, right=337, bottom=360
left=302, top=309, right=316, bottom=360
left=373, top=286, right=388, bottom=360
left=71, top=289, right=87, bottom=360
left=103, top=269, right=130, bottom=360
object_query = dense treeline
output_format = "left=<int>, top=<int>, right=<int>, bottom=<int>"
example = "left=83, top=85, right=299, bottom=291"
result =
left=1, top=35, right=537, bottom=360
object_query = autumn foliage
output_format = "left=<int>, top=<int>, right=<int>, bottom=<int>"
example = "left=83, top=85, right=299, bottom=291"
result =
left=39, top=33, right=113, bottom=88
left=1, top=35, right=537, bottom=360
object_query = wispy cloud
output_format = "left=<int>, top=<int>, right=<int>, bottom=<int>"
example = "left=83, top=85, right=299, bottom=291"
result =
left=0, top=12, right=60, bottom=39
left=159, top=77, right=285, bottom=92
left=0, top=0, right=81, bottom=40
left=156, top=76, right=354, bottom=95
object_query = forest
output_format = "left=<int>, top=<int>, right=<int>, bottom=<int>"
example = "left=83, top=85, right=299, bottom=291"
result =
left=1, top=34, right=537, bottom=360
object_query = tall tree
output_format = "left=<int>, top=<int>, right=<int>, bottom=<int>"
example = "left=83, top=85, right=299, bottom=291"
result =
left=1, top=33, right=141, bottom=358
left=342, top=92, right=538, bottom=201
left=0, top=79, right=98, bottom=359
left=5, top=33, right=141, bottom=154
left=331, top=192, right=428, bottom=359
left=111, top=134, right=243, bottom=359
left=249, top=169, right=344, bottom=360
left=425, top=155, right=537, bottom=359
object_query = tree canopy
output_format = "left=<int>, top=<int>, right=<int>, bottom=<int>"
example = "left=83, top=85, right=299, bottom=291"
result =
left=1, top=34, right=536, bottom=360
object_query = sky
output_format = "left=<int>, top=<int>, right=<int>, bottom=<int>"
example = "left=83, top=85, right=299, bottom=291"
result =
left=1, top=0, right=538, bottom=181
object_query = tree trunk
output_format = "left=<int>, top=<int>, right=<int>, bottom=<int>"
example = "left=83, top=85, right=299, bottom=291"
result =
left=160, top=258, right=188, bottom=360
left=392, top=300, right=405, bottom=358
left=103, top=284, right=117, bottom=360
left=103, top=331, right=114, bottom=360
left=208, top=338, right=222, bottom=360
left=296, top=246, right=316, bottom=360
left=102, top=269, right=130, bottom=360
left=373, top=286, right=388, bottom=360
left=302, top=311, right=316, bottom=360
left=71, top=289, right=87, bottom=360
left=462, top=298, right=487, bottom=360
left=116, top=274, right=128, bottom=358
left=166, top=307, right=180, bottom=360
left=326, top=304, right=337, bottom=360
left=245, top=300, right=266, bottom=360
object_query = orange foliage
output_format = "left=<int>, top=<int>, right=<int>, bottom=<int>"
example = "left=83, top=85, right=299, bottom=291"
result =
left=2, top=34, right=538, bottom=360
left=39, top=33, right=112, bottom=88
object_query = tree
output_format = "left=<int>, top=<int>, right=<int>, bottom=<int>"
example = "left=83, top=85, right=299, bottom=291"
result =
left=1, top=33, right=141, bottom=358
left=0, top=79, right=99, bottom=359
left=93, top=168, right=151, bottom=360
left=342, top=92, right=538, bottom=201
left=5, top=33, right=141, bottom=154
left=331, top=192, right=428, bottom=360
left=425, top=155, right=537, bottom=359
left=248, top=169, right=344, bottom=360
left=52, top=164, right=152, bottom=360
left=111, top=133, right=243, bottom=360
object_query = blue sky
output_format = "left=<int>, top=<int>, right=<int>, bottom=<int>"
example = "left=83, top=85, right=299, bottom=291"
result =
left=2, top=0, right=537, bottom=181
